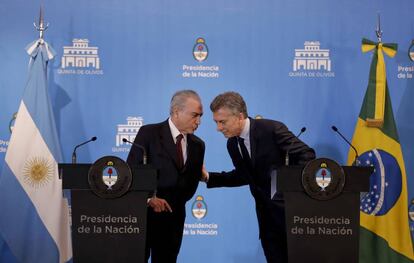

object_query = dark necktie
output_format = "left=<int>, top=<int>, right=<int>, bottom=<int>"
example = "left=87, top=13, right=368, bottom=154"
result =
left=176, top=134, right=184, bottom=169
left=237, top=137, right=251, bottom=163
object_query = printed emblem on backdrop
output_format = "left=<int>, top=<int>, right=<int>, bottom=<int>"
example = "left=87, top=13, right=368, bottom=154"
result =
left=358, top=149, right=402, bottom=216
left=409, top=199, right=414, bottom=222
left=289, top=41, right=335, bottom=78
left=192, top=195, right=207, bottom=220
left=408, top=40, right=414, bottom=61
left=88, top=156, right=132, bottom=199
left=0, top=112, right=15, bottom=153
left=193, top=38, right=208, bottom=62
left=57, top=39, right=103, bottom=75
left=112, top=117, right=144, bottom=153
left=410, top=199, right=414, bottom=233
left=397, top=41, right=414, bottom=79
left=184, top=195, right=217, bottom=236
left=22, top=157, right=54, bottom=188
left=9, top=112, right=17, bottom=133
left=182, top=37, right=220, bottom=78
left=302, top=158, right=345, bottom=201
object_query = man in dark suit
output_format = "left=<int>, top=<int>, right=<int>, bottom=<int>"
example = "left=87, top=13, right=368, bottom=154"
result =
left=127, top=90, right=205, bottom=263
left=202, top=91, right=315, bottom=263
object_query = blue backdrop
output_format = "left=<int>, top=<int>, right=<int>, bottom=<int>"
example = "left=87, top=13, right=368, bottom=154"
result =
left=1, top=0, right=413, bottom=262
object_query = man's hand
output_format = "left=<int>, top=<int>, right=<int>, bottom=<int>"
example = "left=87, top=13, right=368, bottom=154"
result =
left=201, top=164, right=209, bottom=182
left=148, top=197, right=173, bottom=213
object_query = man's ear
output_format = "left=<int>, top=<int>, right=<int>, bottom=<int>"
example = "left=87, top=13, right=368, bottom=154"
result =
left=171, top=107, right=179, bottom=118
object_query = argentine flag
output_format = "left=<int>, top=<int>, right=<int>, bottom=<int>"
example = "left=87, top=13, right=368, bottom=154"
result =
left=0, top=39, right=72, bottom=262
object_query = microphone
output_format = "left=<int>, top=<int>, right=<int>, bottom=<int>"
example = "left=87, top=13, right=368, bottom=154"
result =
left=285, top=127, right=306, bottom=166
left=331, top=126, right=359, bottom=166
left=122, top=138, right=147, bottom=165
left=72, top=136, right=97, bottom=164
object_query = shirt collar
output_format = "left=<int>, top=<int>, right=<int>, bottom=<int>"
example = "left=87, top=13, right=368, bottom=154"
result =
left=239, top=118, right=250, bottom=140
left=168, top=117, right=187, bottom=143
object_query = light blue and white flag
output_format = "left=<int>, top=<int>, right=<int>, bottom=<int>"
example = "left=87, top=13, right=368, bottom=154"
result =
left=0, top=39, right=72, bottom=262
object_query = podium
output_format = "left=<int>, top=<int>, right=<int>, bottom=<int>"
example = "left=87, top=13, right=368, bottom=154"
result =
left=60, top=161, right=157, bottom=263
left=274, top=158, right=372, bottom=263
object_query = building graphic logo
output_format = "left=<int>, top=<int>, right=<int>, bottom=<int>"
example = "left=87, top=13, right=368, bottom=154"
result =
left=289, top=41, right=335, bottom=78
left=58, top=39, right=103, bottom=75
left=293, top=41, right=331, bottom=71
left=62, top=39, right=100, bottom=69
left=112, top=117, right=144, bottom=153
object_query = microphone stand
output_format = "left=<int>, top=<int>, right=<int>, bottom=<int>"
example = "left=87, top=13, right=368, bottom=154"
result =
left=331, top=126, right=360, bottom=166
left=72, top=136, right=97, bottom=164
left=122, top=138, right=147, bottom=165
left=285, top=127, right=306, bottom=166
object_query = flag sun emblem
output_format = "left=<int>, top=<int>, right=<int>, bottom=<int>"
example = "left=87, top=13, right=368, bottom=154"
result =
left=22, top=157, right=54, bottom=188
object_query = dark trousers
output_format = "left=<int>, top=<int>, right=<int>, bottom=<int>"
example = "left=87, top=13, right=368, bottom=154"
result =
left=145, top=207, right=186, bottom=263
left=257, top=200, right=288, bottom=263
left=261, top=233, right=288, bottom=263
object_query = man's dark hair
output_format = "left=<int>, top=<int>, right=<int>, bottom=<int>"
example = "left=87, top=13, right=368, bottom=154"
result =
left=210, top=91, right=248, bottom=118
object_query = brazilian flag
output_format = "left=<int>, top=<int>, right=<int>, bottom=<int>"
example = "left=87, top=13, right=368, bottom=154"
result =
left=348, top=38, right=414, bottom=262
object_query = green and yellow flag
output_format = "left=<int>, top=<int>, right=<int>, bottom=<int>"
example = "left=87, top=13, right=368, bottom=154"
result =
left=348, top=38, right=414, bottom=262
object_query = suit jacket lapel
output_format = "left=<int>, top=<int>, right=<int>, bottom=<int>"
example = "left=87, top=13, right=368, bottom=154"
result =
left=184, top=135, right=197, bottom=171
left=249, top=118, right=257, bottom=166
left=159, top=120, right=180, bottom=168
left=228, top=137, right=243, bottom=162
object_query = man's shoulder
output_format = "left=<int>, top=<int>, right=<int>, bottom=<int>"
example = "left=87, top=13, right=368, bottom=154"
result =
left=137, top=121, right=168, bottom=140
left=189, top=133, right=205, bottom=146
left=140, top=120, right=167, bottom=131
left=253, top=118, right=285, bottom=129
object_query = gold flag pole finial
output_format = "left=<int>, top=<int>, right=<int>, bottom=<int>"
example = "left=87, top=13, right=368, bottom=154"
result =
left=33, top=6, right=49, bottom=42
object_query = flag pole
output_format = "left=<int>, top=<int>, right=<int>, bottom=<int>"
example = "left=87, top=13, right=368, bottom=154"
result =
left=33, top=6, right=49, bottom=42
left=375, top=13, right=382, bottom=43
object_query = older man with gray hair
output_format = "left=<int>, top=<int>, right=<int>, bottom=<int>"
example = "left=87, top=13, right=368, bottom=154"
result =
left=127, top=89, right=205, bottom=263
